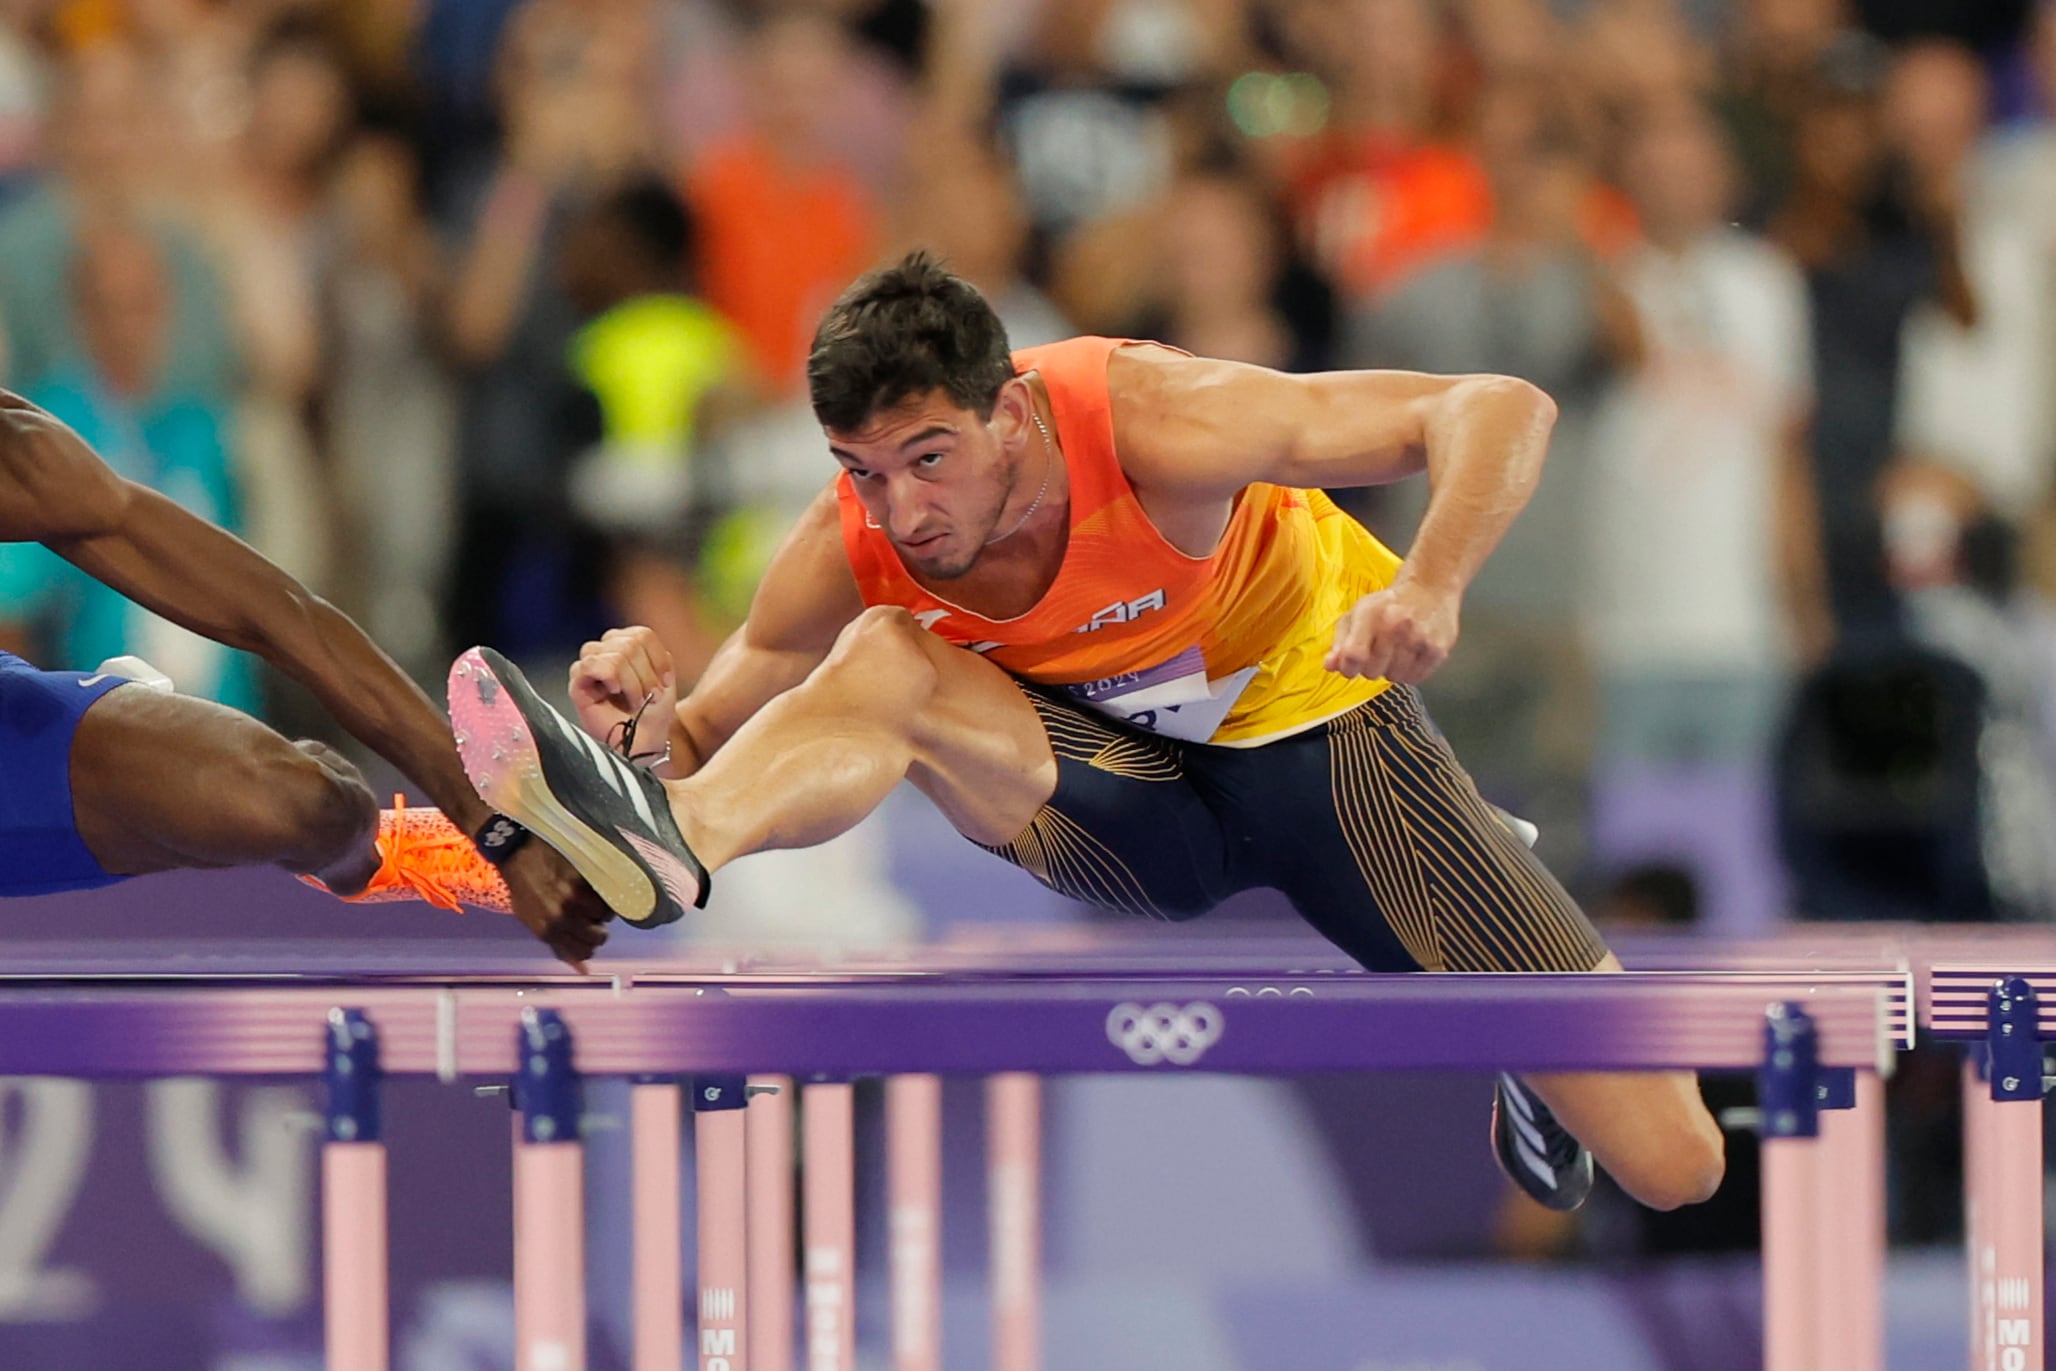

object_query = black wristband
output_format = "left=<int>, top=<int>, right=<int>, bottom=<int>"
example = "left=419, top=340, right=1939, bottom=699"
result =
left=471, top=813, right=532, bottom=866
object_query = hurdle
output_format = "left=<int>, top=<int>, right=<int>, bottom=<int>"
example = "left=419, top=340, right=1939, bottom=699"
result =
left=0, top=969, right=1894, bottom=1371
left=689, top=938, right=1910, bottom=1371
left=1927, top=964, right=2056, bottom=1371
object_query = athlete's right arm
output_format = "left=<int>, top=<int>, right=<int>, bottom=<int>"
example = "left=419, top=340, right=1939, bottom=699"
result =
left=0, top=391, right=129, bottom=543
left=0, top=390, right=619, bottom=965
left=570, top=486, right=865, bottom=777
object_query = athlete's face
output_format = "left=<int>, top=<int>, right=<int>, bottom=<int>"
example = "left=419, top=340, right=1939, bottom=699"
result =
left=827, top=382, right=1033, bottom=579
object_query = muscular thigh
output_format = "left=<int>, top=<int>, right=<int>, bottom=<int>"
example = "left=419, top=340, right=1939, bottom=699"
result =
left=887, top=628, right=1239, bottom=916
left=70, top=684, right=313, bottom=874
left=1200, top=686, right=1610, bottom=973
left=971, top=687, right=1238, bottom=920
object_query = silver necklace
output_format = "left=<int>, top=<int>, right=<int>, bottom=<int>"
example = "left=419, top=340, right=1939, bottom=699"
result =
left=984, top=408, right=1056, bottom=547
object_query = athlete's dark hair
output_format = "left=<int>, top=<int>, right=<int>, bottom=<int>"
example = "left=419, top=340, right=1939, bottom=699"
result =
left=807, top=251, right=1015, bottom=433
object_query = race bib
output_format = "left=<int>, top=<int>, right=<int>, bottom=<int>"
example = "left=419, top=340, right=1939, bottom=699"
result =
left=1060, top=646, right=1258, bottom=743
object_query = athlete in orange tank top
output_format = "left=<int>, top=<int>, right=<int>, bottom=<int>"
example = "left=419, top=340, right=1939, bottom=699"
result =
left=542, top=253, right=1722, bottom=1219
left=836, top=337, right=1406, bottom=744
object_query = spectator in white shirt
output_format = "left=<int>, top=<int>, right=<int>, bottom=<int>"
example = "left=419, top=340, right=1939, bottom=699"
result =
left=1588, top=103, right=1830, bottom=769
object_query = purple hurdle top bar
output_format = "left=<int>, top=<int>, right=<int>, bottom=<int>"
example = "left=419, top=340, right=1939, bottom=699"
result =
left=0, top=973, right=1892, bottom=1078
left=0, top=923, right=1933, bottom=980
left=0, top=949, right=1907, bottom=1068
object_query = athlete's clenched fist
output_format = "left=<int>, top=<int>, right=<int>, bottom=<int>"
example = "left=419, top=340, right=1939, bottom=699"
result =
left=1325, top=579, right=1461, bottom=685
left=570, top=626, right=678, bottom=747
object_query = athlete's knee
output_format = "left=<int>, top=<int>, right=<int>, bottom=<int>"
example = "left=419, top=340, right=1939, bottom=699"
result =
left=1675, top=1110, right=1729, bottom=1206
left=244, top=739, right=378, bottom=866
left=1647, top=1137, right=1726, bottom=1212
left=1625, top=1110, right=1727, bottom=1211
left=820, top=606, right=942, bottom=705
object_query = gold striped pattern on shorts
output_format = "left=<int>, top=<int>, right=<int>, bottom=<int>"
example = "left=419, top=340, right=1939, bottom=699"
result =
left=1326, top=688, right=1607, bottom=973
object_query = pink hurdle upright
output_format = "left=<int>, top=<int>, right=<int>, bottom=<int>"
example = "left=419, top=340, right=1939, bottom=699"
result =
left=1929, top=965, right=2056, bottom=1371
left=1943, top=977, right=2045, bottom=1371
left=694, top=1076, right=751, bottom=1371
left=748, top=1074, right=796, bottom=1371
left=321, top=1010, right=388, bottom=1371
left=988, top=1074, right=1042, bottom=1371
left=1757, top=1045, right=1890, bottom=1371
left=632, top=1080, right=683, bottom=1371
left=887, top=1074, right=943, bottom=1371
left=513, top=1009, right=586, bottom=1371
left=1759, top=1002, right=1831, bottom=1371
left=804, top=1081, right=858, bottom=1371
left=1818, top=1071, right=1886, bottom=1371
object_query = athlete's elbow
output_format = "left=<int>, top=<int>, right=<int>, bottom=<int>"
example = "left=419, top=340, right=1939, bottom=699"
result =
left=1437, top=377, right=1556, bottom=493
left=1466, top=374, right=1557, bottom=432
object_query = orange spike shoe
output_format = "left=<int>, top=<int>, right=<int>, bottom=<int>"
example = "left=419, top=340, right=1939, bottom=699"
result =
left=301, top=796, right=514, bottom=913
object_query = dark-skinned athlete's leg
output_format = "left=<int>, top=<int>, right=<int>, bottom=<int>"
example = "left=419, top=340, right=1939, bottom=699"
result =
left=452, top=607, right=1718, bottom=1210
left=71, top=685, right=381, bottom=891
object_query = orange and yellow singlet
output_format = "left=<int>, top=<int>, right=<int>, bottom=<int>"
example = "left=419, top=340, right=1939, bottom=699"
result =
left=837, top=336, right=1405, bottom=746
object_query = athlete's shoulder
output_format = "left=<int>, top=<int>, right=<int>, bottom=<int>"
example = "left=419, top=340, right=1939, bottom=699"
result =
left=1007, top=335, right=1107, bottom=387
left=753, top=483, right=864, bottom=637
left=1103, top=344, right=1249, bottom=467
left=789, top=480, right=855, bottom=563
left=1102, top=340, right=1199, bottom=400
left=773, top=487, right=863, bottom=600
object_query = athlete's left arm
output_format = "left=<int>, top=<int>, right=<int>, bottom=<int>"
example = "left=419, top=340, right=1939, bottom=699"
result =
left=1114, top=348, right=1559, bottom=685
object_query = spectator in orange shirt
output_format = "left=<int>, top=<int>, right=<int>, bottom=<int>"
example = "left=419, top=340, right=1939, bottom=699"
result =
left=1277, top=0, right=1493, bottom=299
left=684, top=8, right=879, bottom=396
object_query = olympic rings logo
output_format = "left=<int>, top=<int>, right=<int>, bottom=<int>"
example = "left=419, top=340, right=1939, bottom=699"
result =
left=1106, top=1001, right=1224, bottom=1066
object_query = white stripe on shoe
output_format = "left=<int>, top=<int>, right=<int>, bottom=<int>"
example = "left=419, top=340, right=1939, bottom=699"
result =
left=1500, top=1081, right=1549, bottom=1150
left=1507, top=1105, right=1550, bottom=1159
left=1514, top=1135, right=1558, bottom=1190
left=1500, top=1076, right=1562, bottom=1191
left=555, top=706, right=666, bottom=835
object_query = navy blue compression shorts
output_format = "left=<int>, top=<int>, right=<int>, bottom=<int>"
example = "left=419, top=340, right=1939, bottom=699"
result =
left=982, top=683, right=1611, bottom=973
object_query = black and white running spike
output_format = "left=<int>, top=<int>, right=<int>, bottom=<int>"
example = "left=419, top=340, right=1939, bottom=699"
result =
left=449, top=646, right=709, bottom=928
left=1492, top=1072, right=1594, bottom=1211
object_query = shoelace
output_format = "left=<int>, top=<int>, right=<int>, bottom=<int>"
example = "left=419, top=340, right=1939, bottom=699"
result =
left=605, top=690, right=673, bottom=772
left=364, top=795, right=486, bottom=912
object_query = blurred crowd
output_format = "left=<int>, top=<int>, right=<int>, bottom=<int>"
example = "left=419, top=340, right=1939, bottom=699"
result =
left=0, top=0, right=2054, bottom=933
